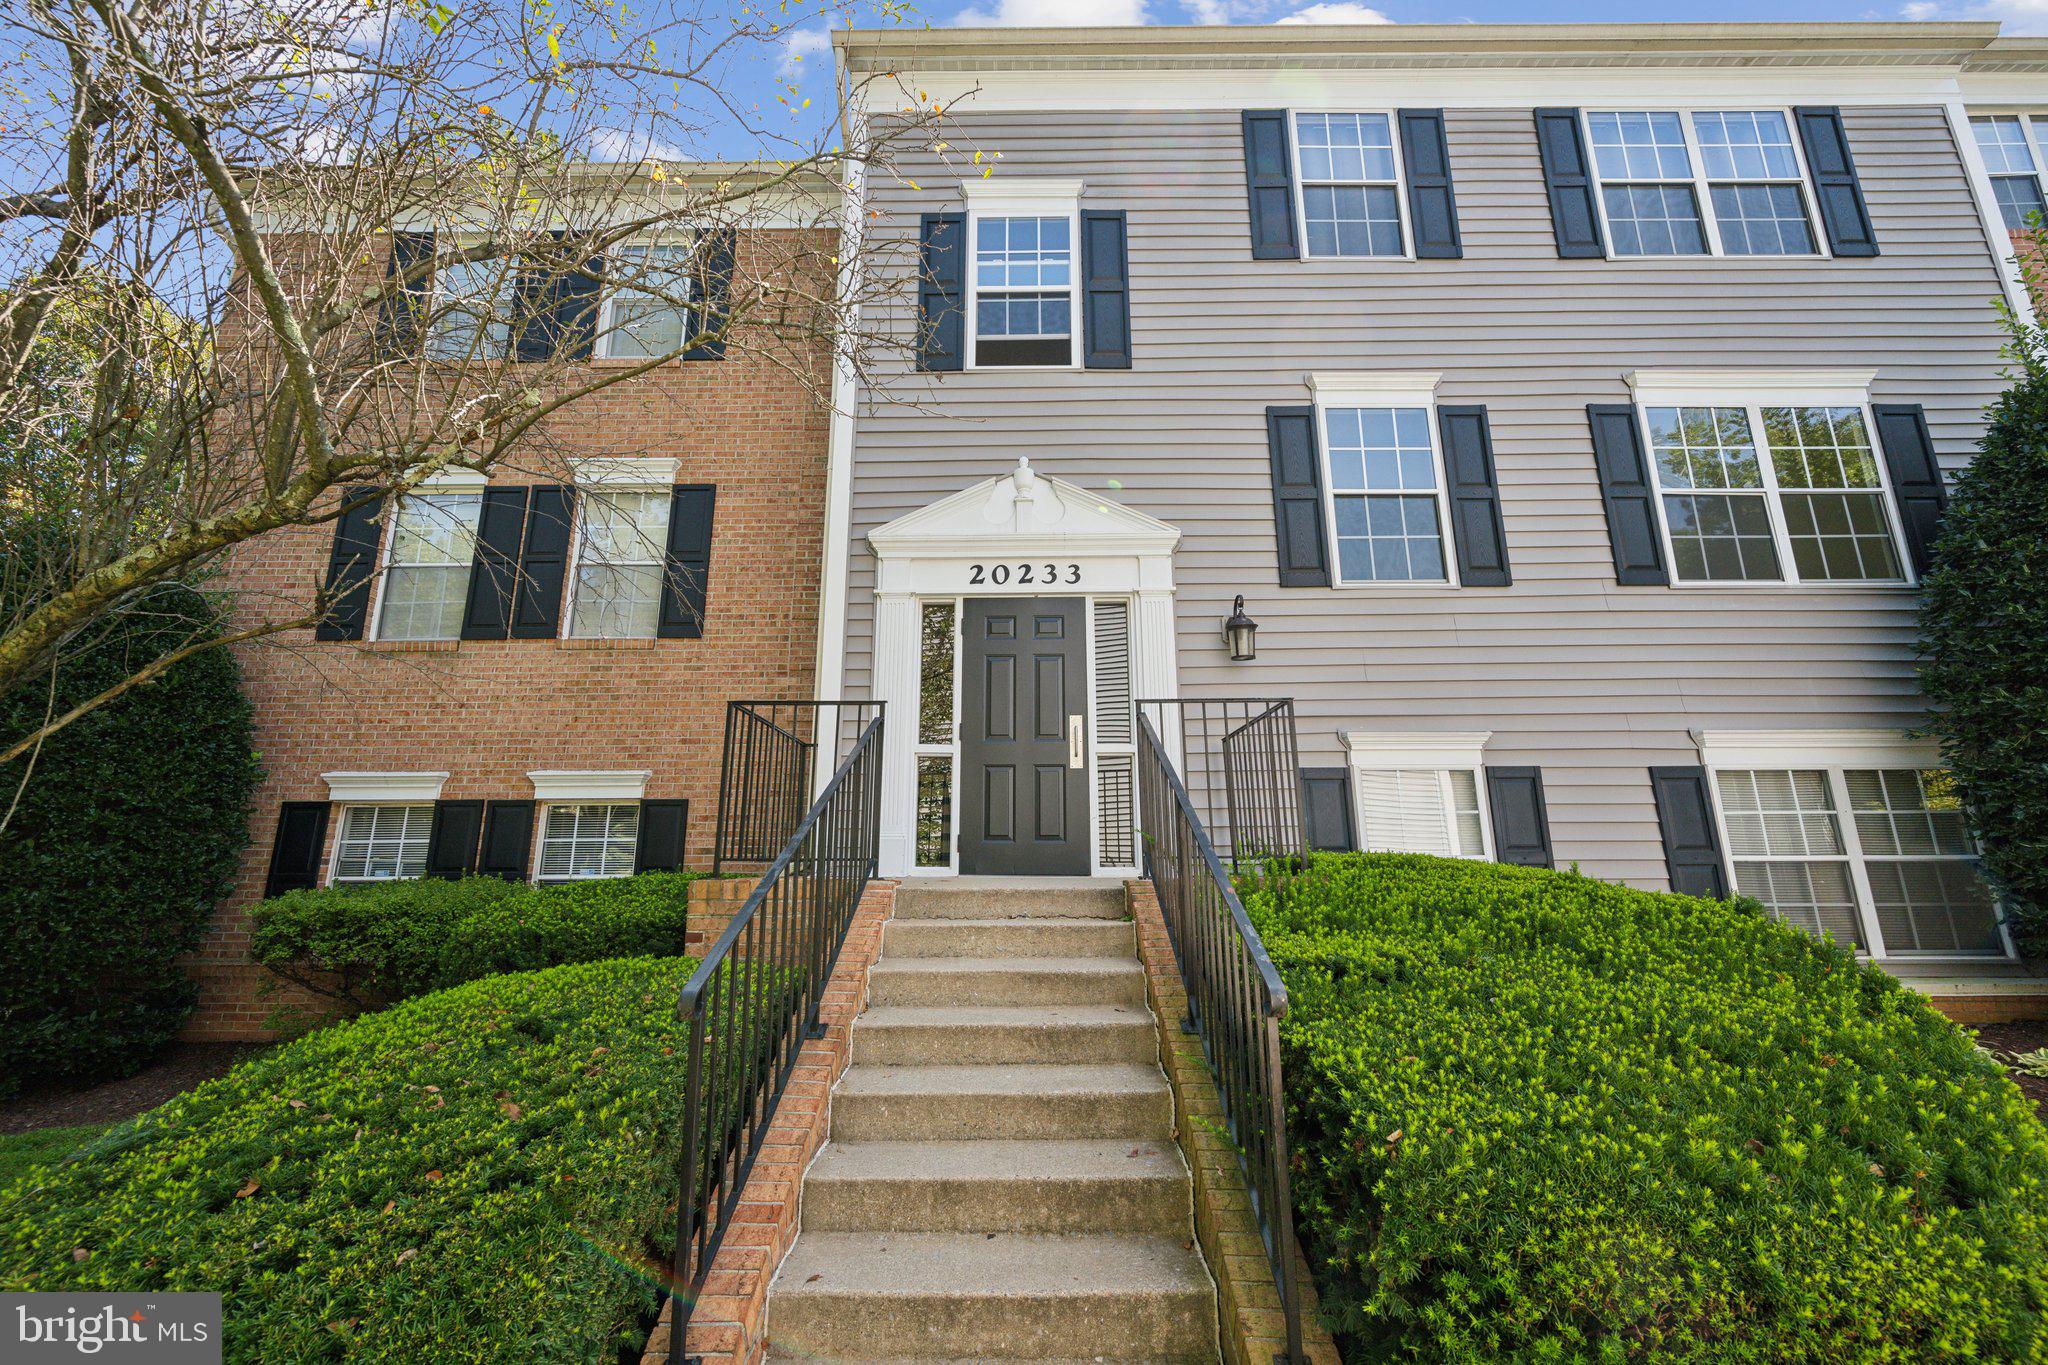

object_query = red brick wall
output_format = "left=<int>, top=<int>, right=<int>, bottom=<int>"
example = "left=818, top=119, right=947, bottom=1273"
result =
left=191, top=229, right=832, bottom=1039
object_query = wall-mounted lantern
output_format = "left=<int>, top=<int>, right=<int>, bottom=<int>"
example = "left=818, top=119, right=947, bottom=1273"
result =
left=1223, top=595, right=1258, bottom=662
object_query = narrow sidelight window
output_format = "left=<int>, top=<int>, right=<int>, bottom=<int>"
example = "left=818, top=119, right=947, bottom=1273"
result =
left=1324, top=406, right=1449, bottom=583
left=600, top=243, right=695, bottom=358
left=537, top=802, right=640, bottom=879
left=972, top=215, right=1074, bottom=367
left=332, top=804, right=434, bottom=881
left=913, top=599, right=958, bottom=871
left=378, top=490, right=483, bottom=640
left=1586, top=109, right=1821, bottom=257
left=1295, top=113, right=1404, bottom=257
left=1971, top=115, right=2047, bottom=230
left=570, top=489, right=671, bottom=637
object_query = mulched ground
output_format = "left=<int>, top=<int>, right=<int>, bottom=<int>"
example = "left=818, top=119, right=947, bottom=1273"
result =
left=1971, top=1020, right=2048, bottom=1116
left=0, top=1042, right=271, bottom=1135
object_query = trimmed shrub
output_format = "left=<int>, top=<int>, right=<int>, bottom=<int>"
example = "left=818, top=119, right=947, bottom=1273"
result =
left=250, top=872, right=697, bottom=1008
left=0, top=957, right=693, bottom=1363
left=0, top=582, right=259, bottom=1095
left=1918, top=313, right=2048, bottom=952
left=1241, top=854, right=2048, bottom=1363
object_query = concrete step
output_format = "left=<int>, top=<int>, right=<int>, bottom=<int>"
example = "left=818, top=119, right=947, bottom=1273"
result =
left=895, top=877, right=1129, bottom=922
left=831, top=1064, right=1173, bottom=1142
left=867, top=958, right=1146, bottom=1008
left=768, top=1232, right=1217, bottom=1362
left=884, top=917, right=1136, bottom=960
left=854, top=1005, right=1156, bottom=1066
left=801, top=1139, right=1191, bottom=1235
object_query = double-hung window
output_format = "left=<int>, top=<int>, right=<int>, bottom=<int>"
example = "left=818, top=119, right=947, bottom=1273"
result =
left=425, top=255, right=517, bottom=359
left=600, top=242, right=695, bottom=359
left=1294, top=113, right=1405, bottom=258
left=331, top=804, right=434, bottom=881
left=569, top=486, right=672, bottom=638
left=1314, top=377, right=1454, bottom=585
left=1970, top=114, right=2048, bottom=231
left=971, top=215, right=1074, bottom=367
left=1344, top=734, right=1493, bottom=859
left=536, top=802, right=640, bottom=880
left=1586, top=110, right=1820, bottom=258
left=376, top=486, right=483, bottom=640
left=1631, top=377, right=1910, bottom=586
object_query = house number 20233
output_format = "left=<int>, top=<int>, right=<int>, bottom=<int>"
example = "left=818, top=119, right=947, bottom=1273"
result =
left=968, top=563, right=1081, bottom=587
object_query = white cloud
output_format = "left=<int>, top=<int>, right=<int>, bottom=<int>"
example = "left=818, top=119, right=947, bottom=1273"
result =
left=1180, top=0, right=1271, bottom=21
left=779, top=28, right=833, bottom=79
left=1897, top=0, right=2048, bottom=29
left=588, top=126, right=685, bottom=163
left=1276, top=2, right=1393, bottom=21
left=955, top=0, right=1149, bottom=25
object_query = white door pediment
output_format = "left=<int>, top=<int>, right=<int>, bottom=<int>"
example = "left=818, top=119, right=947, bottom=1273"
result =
left=868, top=458, right=1181, bottom=562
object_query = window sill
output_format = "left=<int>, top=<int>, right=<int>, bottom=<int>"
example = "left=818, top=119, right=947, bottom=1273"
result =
left=359, top=639, right=460, bottom=652
left=557, top=637, right=659, bottom=650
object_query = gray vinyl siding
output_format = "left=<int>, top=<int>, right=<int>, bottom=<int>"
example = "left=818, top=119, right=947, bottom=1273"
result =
left=843, top=104, right=2010, bottom=890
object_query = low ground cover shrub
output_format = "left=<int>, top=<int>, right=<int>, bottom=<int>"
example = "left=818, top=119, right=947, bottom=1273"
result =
left=250, top=871, right=696, bottom=1007
left=0, top=957, right=694, bottom=1363
left=1240, top=853, right=2048, bottom=1362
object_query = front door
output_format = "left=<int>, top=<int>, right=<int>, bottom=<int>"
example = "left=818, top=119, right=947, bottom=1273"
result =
left=959, top=597, right=1090, bottom=875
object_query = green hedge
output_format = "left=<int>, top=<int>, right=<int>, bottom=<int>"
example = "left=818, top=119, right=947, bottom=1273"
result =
left=250, top=872, right=696, bottom=1008
left=1240, top=854, right=2048, bottom=1362
left=0, top=957, right=693, bottom=1363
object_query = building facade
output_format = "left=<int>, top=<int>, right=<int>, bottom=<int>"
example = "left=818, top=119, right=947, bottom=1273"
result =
left=821, top=22, right=2048, bottom=994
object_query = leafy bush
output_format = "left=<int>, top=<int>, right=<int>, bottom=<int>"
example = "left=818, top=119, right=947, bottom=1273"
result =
left=1919, top=309, right=2048, bottom=952
left=0, top=957, right=693, bottom=1363
left=250, top=872, right=697, bottom=1008
left=1241, top=854, right=2048, bottom=1363
left=0, top=581, right=258, bottom=1095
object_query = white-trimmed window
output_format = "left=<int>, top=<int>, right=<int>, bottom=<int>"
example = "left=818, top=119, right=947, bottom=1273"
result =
left=1313, top=374, right=1453, bottom=586
left=376, top=485, right=484, bottom=641
left=1344, top=733, right=1493, bottom=859
left=600, top=242, right=695, bottom=359
left=425, top=255, right=517, bottom=359
left=1628, top=374, right=1910, bottom=586
left=1700, top=733, right=2008, bottom=959
left=331, top=804, right=434, bottom=881
left=569, top=486, right=672, bottom=638
left=537, top=802, right=641, bottom=880
left=1585, top=110, right=1820, bottom=258
left=1293, top=112, right=1406, bottom=259
left=963, top=180, right=1081, bottom=370
left=1971, top=115, right=2048, bottom=231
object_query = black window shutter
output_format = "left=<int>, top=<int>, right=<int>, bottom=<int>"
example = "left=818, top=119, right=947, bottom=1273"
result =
left=460, top=487, right=530, bottom=640
left=1793, top=107, right=1878, bottom=258
left=1586, top=404, right=1669, bottom=586
left=1485, top=767, right=1553, bottom=868
left=1532, top=109, right=1606, bottom=259
left=1299, top=768, right=1356, bottom=852
left=1649, top=766, right=1729, bottom=899
left=1397, top=110, right=1462, bottom=260
left=634, top=800, right=691, bottom=873
left=917, top=213, right=966, bottom=372
left=1241, top=110, right=1300, bottom=260
left=1267, top=405, right=1330, bottom=587
left=510, top=485, right=572, bottom=639
left=1081, top=210, right=1132, bottom=370
left=1871, top=403, right=1948, bottom=577
left=376, top=229, right=435, bottom=353
left=425, top=800, right=485, bottom=879
left=478, top=800, right=536, bottom=881
left=513, top=231, right=604, bottom=362
left=658, top=484, right=717, bottom=639
left=1437, top=405, right=1511, bottom=586
left=316, top=486, right=385, bottom=641
left=264, top=801, right=331, bottom=897
left=686, top=227, right=736, bottom=361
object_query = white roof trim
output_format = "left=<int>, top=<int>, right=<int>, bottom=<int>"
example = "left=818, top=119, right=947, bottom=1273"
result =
left=959, top=177, right=1085, bottom=214
left=1343, top=731, right=1492, bottom=769
left=323, top=771, right=449, bottom=802
left=528, top=770, right=652, bottom=801
left=1693, top=728, right=1943, bottom=770
left=1626, top=368, right=1879, bottom=406
left=1310, top=371, right=1444, bottom=405
left=572, top=456, right=679, bottom=487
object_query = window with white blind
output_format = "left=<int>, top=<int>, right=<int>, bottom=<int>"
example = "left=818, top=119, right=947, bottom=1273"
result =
left=569, top=489, right=671, bottom=638
left=1710, top=764, right=2005, bottom=957
left=537, top=802, right=640, bottom=880
left=331, top=804, right=434, bottom=881
left=376, top=490, right=483, bottom=640
left=1354, top=768, right=1488, bottom=858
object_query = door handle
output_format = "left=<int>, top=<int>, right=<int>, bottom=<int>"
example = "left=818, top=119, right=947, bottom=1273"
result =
left=1068, top=715, right=1086, bottom=769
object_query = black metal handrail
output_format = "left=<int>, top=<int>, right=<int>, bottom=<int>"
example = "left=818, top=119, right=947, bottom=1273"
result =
left=667, top=711, right=884, bottom=1364
left=1140, top=698, right=1306, bottom=865
left=713, top=701, right=883, bottom=872
left=1137, top=711, right=1303, bottom=1364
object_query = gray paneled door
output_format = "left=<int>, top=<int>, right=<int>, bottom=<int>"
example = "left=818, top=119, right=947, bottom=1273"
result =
left=960, top=597, right=1090, bottom=875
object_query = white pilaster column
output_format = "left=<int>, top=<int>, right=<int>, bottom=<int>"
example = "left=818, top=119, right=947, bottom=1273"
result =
left=1135, top=583, right=1183, bottom=770
left=873, top=590, right=920, bottom=877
